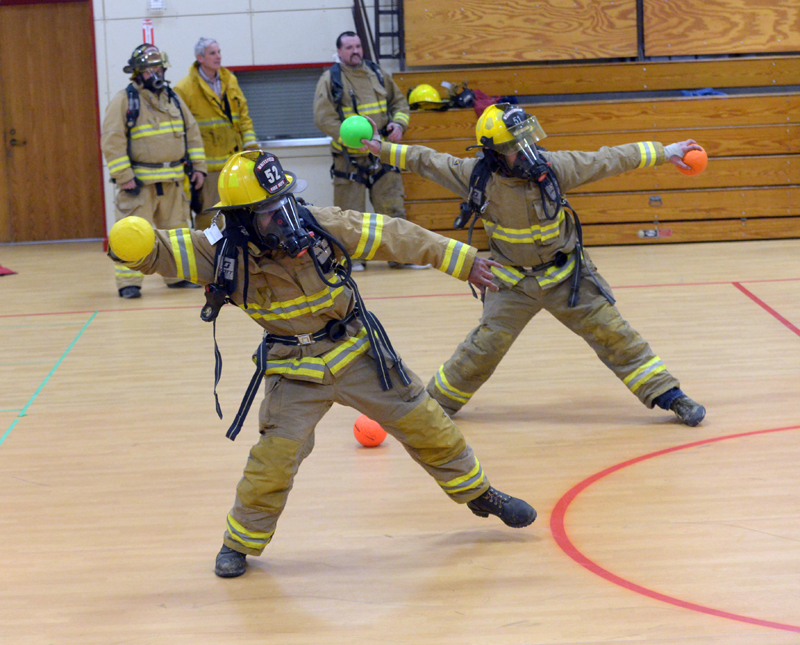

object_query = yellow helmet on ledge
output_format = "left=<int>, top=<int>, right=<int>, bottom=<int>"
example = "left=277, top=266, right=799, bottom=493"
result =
left=408, top=84, right=449, bottom=110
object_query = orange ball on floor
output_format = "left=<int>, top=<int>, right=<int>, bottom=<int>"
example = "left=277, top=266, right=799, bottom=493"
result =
left=678, top=147, right=708, bottom=176
left=353, top=414, right=387, bottom=447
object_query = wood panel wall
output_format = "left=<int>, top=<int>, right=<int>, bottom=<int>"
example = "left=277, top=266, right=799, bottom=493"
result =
left=404, top=0, right=638, bottom=67
left=392, top=54, right=800, bottom=248
left=644, top=0, right=800, bottom=57
left=405, top=0, right=800, bottom=67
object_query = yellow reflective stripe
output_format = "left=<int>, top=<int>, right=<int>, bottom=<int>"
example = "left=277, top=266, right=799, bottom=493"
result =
left=353, top=213, right=384, bottom=260
left=264, top=358, right=327, bottom=379
left=260, top=328, right=370, bottom=382
left=438, top=238, right=469, bottom=277
left=196, top=117, right=231, bottom=127
left=129, top=120, right=185, bottom=139
left=242, top=130, right=257, bottom=144
left=167, top=229, right=198, bottom=283
left=132, top=167, right=185, bottom=181
left=388, top=143, right=408, bottom=170
left=484, top=210, right=565, bottom=244
left=342, top=100, right=388, bottom=118
left=108, top=156, right=131, bottom=172
left=324, top=327, right=370, bottom=374
left=114, top=265, right=143, bottom=278
left=536, top=255, right=575, bottom=288
left=243, top=286, right=345, bottom=322
left=187, top=147, right=204, bottom=159
left=637, top=142, right=657, bottom=168
left=623, top=356, right=667, bottom=393
left=489, top=265, right=525, bottom=286
left=392, top=112, right=409, bottom=126
left=437, top=459, right=485, bottom=494
left=226, top=514, right=274, bottom=549
left=433, top=366, right=472, bottom=404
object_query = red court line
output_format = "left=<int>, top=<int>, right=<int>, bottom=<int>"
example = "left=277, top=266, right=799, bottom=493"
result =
left=2, top=276, right=799, bottom=319
left=733, top=282, right=800, bottom=337
left=550, top=425, right=800, bottom=633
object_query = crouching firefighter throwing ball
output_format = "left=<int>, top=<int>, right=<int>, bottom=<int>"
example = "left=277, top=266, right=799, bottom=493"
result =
left=362, top=104, right=706, bottom=427
left=106, top=150, right=536, bottom=578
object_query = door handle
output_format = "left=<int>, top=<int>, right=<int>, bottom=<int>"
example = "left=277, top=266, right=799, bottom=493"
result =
left=10, top=138, right=27, bottom=146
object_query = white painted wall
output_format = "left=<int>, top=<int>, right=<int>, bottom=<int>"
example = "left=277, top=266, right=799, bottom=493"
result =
left=92, top=0, right=389, bottom=232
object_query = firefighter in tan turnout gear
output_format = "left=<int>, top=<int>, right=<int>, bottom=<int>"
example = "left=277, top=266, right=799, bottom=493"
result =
left=101, top=44, right=207, bottom=298
left=106, top=150, right=536, bottom=578
left=314, top=31, right=424, bottom=270
left=362, top=103, right=706, bottom=427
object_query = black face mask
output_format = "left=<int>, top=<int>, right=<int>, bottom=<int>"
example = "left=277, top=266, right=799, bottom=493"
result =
left=140, top=70, right=165, bottom=92
left=254, top=195, right=315, bottom=257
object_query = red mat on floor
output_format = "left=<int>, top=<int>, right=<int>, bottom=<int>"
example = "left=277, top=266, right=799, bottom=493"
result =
left=0, top=264, right=17, bottom=276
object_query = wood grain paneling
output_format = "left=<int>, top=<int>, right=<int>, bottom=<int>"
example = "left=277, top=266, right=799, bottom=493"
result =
left=407, top=125, right=800, bottom=159
left=430, top=216, right=800, bottom=247
left=405, top=187, right=800, bottom=230
left=582, top=216, right=800, bottom=245
left=644, top=0, right=800, bottom=57
left=394, top=56, right=800, bottom=97
left=404, top=0, right=638, bottom=67
left=401, top=156, right=800, bottom=201
left=402, top=94, right=800, bottom=141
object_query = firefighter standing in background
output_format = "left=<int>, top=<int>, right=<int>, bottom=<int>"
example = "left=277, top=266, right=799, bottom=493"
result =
left=313, top=31, right=426, bottom=271
left=361, top=104, right=707, bottom=426
left=174, top=37, right=258, bottom=229
left=106, top=150, right=536, bottom=578
left=101, top=44, right=207, bottom=298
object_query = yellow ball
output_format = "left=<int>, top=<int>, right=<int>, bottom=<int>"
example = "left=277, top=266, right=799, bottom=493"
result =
left=108, top=216, right=155, bottom=262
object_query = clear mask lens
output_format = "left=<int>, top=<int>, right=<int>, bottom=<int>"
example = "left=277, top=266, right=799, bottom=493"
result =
left=504, top=115, right=547, bottom=154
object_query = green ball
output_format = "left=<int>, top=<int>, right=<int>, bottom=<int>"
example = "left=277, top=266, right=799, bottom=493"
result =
left=339, top=115, right=373, bottom=148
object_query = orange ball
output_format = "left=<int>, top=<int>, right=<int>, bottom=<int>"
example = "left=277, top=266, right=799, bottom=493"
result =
left=678, top=147, right=708, bottom=176
left=353, top=414, right=387, bottom=447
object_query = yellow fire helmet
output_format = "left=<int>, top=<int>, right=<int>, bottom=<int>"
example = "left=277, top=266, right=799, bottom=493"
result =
left=123, top=44, right=169, bottom=76
left=475, top=103, right=547, bottom=154
left=214, top=150, right=307, bottom=211
left=408, top=84, right=449, bottom=110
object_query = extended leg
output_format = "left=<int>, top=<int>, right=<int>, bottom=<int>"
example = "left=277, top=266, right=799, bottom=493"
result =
left=335, top=354, right=536, bottom=527
left=548, top=267, right=704, bottom=425
left=217, top=375, right=332, bottom=577
left=426, top=284, right=540, bottom=415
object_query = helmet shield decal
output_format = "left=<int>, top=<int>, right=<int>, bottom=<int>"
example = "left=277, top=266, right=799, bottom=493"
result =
left=499, top=106, right=547, bottom=157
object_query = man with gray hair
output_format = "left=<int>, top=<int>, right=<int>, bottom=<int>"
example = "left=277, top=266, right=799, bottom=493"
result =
left=175, top=38, right=258, bottom=228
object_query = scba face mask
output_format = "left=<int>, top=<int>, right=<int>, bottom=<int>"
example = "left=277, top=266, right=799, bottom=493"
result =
left=254, top=195, right=315, bottom=257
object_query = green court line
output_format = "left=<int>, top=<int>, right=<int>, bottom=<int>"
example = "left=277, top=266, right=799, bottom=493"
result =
left=0, top=312, right=97, bottom=448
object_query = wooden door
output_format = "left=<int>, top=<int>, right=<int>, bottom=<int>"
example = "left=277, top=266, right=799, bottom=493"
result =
left=0, top=0, right=104, bottom=242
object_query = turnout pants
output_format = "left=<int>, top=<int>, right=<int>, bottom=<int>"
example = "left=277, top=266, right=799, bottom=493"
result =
left=223, top=352, right=490, bottom=556
left=427, top=262, right=680, bottom=413
left=113, top=181, right=190, bottom=289
left=332, top=154, right=406, bottom=219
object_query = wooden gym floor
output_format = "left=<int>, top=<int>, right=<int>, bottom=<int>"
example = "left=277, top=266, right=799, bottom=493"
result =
left=1, top=238, right=798, bottom=645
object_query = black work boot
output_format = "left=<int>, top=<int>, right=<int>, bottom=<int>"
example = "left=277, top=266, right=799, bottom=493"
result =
left=215, top=544, right=247, bottom=578
left=670, top=395, right=706, bottom=427
left=467, top=487, right=537, bottom=528
left=118, top=286, right=141, bottom=299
